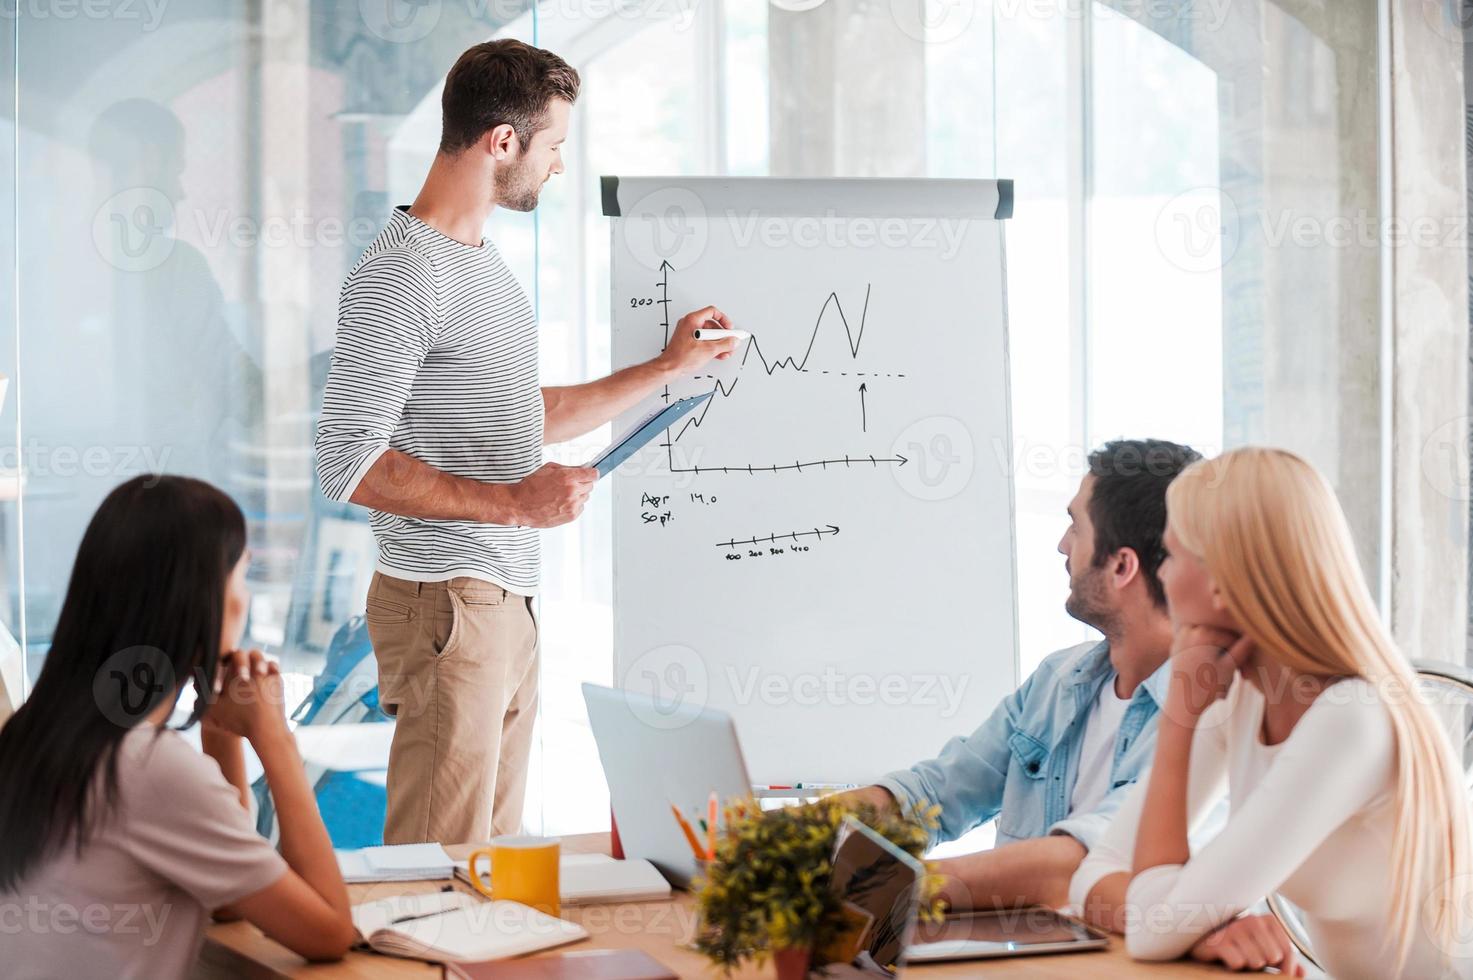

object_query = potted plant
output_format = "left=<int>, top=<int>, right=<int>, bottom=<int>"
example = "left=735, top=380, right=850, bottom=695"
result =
left=694, top=797, right=943, bottom=978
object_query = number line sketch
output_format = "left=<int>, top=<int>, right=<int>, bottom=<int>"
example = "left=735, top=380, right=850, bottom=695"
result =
left=717, top=525, right=841, bottom=549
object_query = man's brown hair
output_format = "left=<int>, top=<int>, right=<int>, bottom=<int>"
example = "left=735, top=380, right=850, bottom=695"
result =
left=440, top=39, right=580, bottom=156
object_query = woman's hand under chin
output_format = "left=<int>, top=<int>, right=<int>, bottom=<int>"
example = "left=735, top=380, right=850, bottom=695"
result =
left=201, top=648, right=287, bottom=744
left=1165, top=624, right=1257, bottom=725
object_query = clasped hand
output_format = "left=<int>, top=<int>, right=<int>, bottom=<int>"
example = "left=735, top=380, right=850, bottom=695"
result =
left=1166, top=623, right=1256, bottom=724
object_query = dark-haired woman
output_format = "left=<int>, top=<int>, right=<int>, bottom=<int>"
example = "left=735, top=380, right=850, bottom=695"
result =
left=0, top=475, right=355, bottom=977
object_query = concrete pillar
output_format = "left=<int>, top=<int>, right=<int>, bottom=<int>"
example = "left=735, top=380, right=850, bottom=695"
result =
left=768, top=0, right=927, bottom=177
left=1387, top=0, right=1469, bottom=662
left=249, top=0, right=315, bottom=600
left=1103, top=0, right=1470, bottom=656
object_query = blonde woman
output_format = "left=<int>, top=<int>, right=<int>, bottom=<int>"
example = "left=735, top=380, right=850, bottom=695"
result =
left=1069, top=447, right=1472, bottom=978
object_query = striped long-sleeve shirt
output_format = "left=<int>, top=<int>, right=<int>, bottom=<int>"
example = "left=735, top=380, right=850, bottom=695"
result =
left=315, top=206, right=544, bottom=594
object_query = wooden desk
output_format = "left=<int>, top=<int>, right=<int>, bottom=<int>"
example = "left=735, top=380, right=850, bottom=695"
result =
left=198, top=834, right=1228, bottom=979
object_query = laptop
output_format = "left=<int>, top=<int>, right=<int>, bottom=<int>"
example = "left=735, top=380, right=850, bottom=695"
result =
left=581, top=683, right=752, bottom=888
left=584, top=681, right=1111, bottom=965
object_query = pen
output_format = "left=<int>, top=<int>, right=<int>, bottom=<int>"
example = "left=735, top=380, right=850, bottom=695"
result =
left=390, top=891, right=458, bottom=925
left=693, top=328, right=752, bottom=341
left=669, top=802, right=705, bottom=860
left=390, top=908, right=454, bottom=925
left=706, top=791, right=718, bottom=860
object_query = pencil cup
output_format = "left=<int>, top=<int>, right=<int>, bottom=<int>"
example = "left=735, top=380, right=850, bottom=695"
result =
left=466, top=835, right=561, bottom=917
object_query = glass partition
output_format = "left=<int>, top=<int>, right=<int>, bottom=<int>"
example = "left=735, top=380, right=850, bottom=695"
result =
left=0, top=0, right=1386, bottom=839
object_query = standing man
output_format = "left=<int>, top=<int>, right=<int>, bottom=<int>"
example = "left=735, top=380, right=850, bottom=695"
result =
left=315, top=40, right=737, bottom=845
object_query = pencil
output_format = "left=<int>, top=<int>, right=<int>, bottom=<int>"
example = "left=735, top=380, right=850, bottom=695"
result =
left=706, top=791, right=718, bottom=860
left=669, top=803, right=704, bottom=860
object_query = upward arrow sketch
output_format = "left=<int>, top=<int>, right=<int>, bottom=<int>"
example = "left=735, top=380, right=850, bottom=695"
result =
left=858, top=383, right=868, bottom=432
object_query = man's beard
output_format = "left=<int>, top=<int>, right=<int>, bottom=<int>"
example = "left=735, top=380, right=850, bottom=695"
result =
left=495, top=156, right=542, bottom=212
left=1065, top=563, right=1118, bottom=635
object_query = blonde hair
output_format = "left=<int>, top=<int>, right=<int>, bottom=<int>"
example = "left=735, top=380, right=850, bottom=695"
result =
left=1166, top=446, right=1472, bottom=970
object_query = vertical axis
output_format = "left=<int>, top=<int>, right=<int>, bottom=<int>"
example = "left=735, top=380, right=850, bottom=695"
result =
left=659, top=259, right=672, bottom=403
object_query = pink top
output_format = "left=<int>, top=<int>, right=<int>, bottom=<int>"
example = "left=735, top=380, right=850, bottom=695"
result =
left=5, top=724, right=287, bottom=979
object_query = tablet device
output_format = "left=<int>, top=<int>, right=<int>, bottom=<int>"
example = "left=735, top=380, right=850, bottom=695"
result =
left=586, top=393, right=713, bottom=478
left=828, top=816, right=925, bottom=972
left=903, top=907, right=1110, bottom=962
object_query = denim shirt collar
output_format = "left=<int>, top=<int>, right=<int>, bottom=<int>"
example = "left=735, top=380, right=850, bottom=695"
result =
left=1139, top=654, right=1172, bottom=707
left=1067, top=639, right=1172, bottom=709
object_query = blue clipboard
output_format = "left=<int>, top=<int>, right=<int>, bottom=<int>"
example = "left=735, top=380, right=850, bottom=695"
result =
left=587, top=392, right=713, bottom=478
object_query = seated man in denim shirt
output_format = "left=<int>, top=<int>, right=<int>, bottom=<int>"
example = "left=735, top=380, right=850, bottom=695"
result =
left=839, top=439, right=1199, bottom=910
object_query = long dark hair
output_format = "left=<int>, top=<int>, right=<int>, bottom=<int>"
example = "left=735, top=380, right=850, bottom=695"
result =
left=0, top=475, right=246, bottom=890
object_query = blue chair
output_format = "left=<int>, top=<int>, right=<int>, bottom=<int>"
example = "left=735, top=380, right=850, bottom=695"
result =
left=251, top=613, right=392, bottom=848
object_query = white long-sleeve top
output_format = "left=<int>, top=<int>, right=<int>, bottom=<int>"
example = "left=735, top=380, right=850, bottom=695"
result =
left=1069, top=675, right=1468, bottom=980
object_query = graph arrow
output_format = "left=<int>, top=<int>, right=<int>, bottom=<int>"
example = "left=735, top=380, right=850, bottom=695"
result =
left=717, top=525, right=841, bottom=549
left=858, top=382, right=868, bottom=432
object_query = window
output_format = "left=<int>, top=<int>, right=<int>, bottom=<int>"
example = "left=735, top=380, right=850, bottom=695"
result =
left=0, top=0, right=1385, bottom=841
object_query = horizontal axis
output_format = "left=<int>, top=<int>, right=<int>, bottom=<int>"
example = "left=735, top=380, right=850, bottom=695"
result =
left=661, top=447, right=908, bottom=475
left=717, top=525, right=841, bottom=549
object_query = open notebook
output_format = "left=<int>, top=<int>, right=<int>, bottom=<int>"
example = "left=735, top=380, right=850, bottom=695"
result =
left=351, top=891, right=588, bottom=963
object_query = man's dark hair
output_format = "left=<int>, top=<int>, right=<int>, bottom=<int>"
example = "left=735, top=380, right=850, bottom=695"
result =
left=440, top=39, right=580, bottom=156
left=1086, top=439, right=1202, bottom=608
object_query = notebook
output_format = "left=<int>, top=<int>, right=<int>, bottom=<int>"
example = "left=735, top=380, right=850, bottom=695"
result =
left=453, top=852, right=672, bottom=905
left=350, top=890, right=588, bottom=963
left=337, top=843, right=456, bottom=883
left=444, top=948, right=678, bottom=979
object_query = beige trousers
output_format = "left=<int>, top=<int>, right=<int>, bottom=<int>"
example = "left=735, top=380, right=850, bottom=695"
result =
left=366, top=572, right=539, bottom=845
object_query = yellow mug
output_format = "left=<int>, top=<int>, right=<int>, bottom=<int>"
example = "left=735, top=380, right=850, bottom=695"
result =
left=467, top=835, right=561, bottom=916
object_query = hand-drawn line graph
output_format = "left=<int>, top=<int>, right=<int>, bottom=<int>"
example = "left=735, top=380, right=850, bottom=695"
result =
left=738, top=284, right=871, bottom=376
left=652, top=262, right=911, bottom=474
left=669, top=287, right=894, bottom=443
left=717, top=525, right=840, bottom=549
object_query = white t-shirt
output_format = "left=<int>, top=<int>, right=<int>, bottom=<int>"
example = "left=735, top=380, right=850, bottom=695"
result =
left=1068, top=676, right=1132, bottom=815
left=1070, top=676, right=1468, bottom=980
